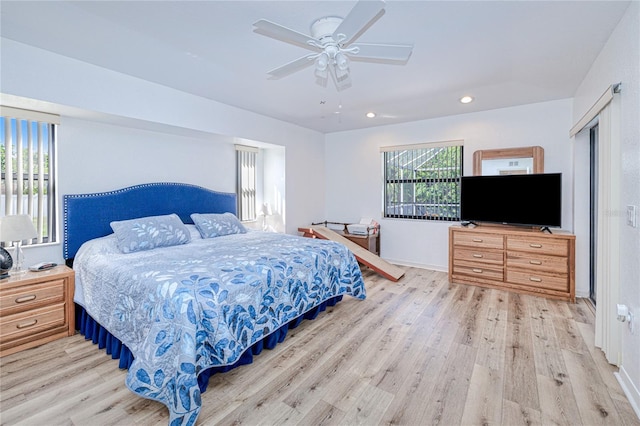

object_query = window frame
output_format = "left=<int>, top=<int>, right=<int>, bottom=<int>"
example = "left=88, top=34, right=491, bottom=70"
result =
left=382, top=141, right=463, bottom=222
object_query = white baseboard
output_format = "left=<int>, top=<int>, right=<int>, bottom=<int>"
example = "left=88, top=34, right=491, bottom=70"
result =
left=615, top=366, right=640, bottom=421
left=383, top=259, right=447, bottom=273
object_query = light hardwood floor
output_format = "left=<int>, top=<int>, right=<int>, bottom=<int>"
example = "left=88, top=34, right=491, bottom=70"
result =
left=1, top=267, right=638, bottom=425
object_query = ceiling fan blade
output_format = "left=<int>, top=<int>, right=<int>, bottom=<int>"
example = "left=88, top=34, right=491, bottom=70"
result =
left=349, top=42, right=413, bottom=63
left=267, top=54, right=317, bottom=79
left=253, top=19, right=319, bottom=51
left=333, top=0, right=386, bottom=46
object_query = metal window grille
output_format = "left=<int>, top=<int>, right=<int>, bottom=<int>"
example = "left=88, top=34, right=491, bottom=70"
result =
left=1, top=107, right=59, bottom=245
left=235, top=145, right=258, bottom=221
left=383, top=144, right=463, bottom=221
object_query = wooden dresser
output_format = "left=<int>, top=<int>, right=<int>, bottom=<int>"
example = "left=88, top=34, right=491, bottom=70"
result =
left=449, top=225, right=575, bottom=301
left=0, top=265, right=75, bottom=356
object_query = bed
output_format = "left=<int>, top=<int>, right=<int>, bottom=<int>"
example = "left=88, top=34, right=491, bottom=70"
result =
left=63, top=182, right=366, bottom=426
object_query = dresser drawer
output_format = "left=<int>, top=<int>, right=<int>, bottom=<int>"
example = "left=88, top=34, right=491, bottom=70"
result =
left=0, top=303, right=66, bottom=344
left=0, top=279, right=66, bottom=315
left=506, top=236, right=568, bottom=256
left=453, top=232, right=504, bottom=250
left=454, top=248, right=503, bottom=266
left=453, top=264, right=504, bottom=281
left=506, top=251, right=568, bottom=274
left=506, top=270, right=568, bottom=292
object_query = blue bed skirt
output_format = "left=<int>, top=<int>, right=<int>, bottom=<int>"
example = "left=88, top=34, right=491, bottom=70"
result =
left=75, top=295, right=343, bottom=393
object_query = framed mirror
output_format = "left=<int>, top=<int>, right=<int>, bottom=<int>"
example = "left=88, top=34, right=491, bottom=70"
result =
left=473, top=146, right=544, bottom=176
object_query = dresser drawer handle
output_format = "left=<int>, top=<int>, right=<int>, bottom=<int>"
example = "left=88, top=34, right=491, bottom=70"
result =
left=16, top=319, right=38, bottom=329
left=529, top=243, right=543, bottom=248
left=15, top=295, right=37, bottom=303
left=529, top=260, right=542, bottom=265
left=472, top=239, right=483, bottom=243
left=529, top=277, right=542, bottom=282
left=472, top=254, right=483, bottom=258
left=472, top=268, right=483, bottom=273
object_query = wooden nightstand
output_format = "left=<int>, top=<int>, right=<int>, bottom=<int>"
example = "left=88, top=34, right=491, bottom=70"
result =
left=0, top=265, right=75, bottom=356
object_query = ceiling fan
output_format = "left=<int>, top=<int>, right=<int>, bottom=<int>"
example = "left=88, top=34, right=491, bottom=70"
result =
left=253, top=0, right=413, bottom=91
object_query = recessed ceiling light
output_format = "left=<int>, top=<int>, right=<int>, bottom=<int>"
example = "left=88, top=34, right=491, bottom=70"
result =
left=366, top=112, right=376, bottom=118
left=460, top=96, right=474, bottom=104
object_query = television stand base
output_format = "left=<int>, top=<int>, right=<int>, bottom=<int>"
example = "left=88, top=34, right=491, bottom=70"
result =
left=461, top=221, right=477, bottom=227
left=540, top=226, right=552, bottom=234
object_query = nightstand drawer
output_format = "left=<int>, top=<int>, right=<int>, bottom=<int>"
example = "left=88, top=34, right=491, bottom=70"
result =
left=0, top=303, right=66, bottom=344
left=0, top=279, right=66, bottom=314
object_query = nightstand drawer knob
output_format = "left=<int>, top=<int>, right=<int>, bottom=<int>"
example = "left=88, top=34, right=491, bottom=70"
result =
left=529, top=243, right=543, bottom=248
left=472, top=268, right=483, bottom=273
left=473, top=238, right=483, bottom=243
left=16, top=319, right=38, bottom=329
left=15, top=295, right=37, bottom=304
left=529, top=277, right=542, bottom=282
left=529, top=260, right=542, bottom=265
left=473, top=254, right=483, bottom=258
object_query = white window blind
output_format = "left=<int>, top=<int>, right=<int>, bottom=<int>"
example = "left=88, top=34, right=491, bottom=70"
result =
left=1, top=106, right=59, bottom=245
left=235, top=145, right=258, bottom=221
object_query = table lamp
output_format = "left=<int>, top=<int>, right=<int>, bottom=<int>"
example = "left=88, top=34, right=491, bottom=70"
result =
left=0, top=214, right=38, bottom=276
left=261, top=203, right=273, bottom=231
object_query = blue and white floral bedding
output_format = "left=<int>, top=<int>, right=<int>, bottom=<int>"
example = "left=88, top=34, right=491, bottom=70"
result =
left=73, top=227, right=366, bottom=425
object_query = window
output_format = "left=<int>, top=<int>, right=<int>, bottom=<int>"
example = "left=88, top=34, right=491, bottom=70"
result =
left=1, top=106, right=59, bottom=245
left=382, top=141, right=463, bottom=221
left=235, top=144, right=258, bottom=221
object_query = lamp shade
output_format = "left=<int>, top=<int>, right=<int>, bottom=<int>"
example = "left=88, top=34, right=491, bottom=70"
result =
left=261, top=203, right=273, bottom=216
left=0, top=215, right=38, bottom=243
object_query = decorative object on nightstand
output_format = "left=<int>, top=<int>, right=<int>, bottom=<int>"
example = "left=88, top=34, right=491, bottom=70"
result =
left=0, top=265, right=75, bottom=356
left=261, top=203, right=273, bottom=231
left=0, top=247, right=13, bottom=279
left=0, top=214, right=38, bottom=276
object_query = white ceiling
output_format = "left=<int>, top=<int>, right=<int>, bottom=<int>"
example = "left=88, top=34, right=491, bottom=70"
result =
left=0, top=1, right=630, bottom=134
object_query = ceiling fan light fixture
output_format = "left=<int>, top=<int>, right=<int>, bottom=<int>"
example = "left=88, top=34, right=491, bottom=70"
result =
left=460, top=95, right=474, bottom=104
left=316, top=52, right=329, bottom=71
left=335, top=52, right=349, bottom=71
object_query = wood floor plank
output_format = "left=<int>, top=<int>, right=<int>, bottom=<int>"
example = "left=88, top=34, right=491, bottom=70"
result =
left=296, top=399, right=346, bottom=426
left=340, top=382, right=394, bottom=425
left=501, top=399, right=543, bottom=426
left=503, top=293, right=540, bottom=411
left=475, top=290, right=508, bottom=372
left=1, top=267, right=638, bottom=426
left=563, top=348, right=625, bottom=425
left=536, top=373, right=581, bottom=425
left=418, top=342, right=478, bottom=425
left=529, top=296, right=569, bottom=383
left=459, top=363, right=503, bottom=426
left=454, top=286, right=492, bottom=348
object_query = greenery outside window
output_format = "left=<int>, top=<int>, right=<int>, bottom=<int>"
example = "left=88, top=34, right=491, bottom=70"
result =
left=382, top=141, right=463, bottom=221
left=1, top=106, right=59, bottom=245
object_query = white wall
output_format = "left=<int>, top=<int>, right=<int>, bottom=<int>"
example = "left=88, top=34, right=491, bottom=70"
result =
left=572, top=2, right=640, bottom=416
left=1, top=38, right=326, bottom=265
left=325, top=99, right=574, bottom=271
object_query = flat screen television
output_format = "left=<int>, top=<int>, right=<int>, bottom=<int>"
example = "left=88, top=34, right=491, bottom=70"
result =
left=460, top=173, right=562, bottom=228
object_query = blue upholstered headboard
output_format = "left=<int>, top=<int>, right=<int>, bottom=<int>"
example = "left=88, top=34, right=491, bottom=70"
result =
left=63, top=182, right=237, bottom=261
